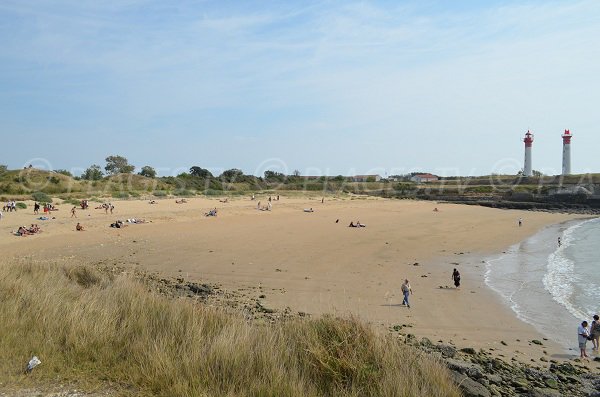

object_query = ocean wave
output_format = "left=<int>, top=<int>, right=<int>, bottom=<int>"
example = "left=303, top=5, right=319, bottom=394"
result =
left=543, top=218, right=600, bottom=321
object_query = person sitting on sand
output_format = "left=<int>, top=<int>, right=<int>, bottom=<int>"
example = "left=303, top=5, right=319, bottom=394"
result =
left=127, top=218, right=147, bottom=224
left=76, top=222, right=84, bottom=231
left=433, top=207, right=439, bottom=212
left=205, top=208, right=218, bottom=217
left=356, top=221, right=366, bottom=227
left=219, top=198, right=228, bottom=203
left=149, top=200, right=157, bottom=204
left=304, top=208, right=314, bottom=213
left=349, top=221, right=356, bottom=227
left=452, top=268, right=461, bottom=288
left=110, top=220, right=126, bottom=228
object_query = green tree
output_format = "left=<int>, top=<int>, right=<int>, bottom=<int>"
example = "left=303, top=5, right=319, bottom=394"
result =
left=82, top=164, right=104, bottom=180
left=264, top=170, right=285, bottom=182
left=220, top=168, right=244, bottom=183
left=105, top=155, right=135, bottom=175
left=0, top=164, right=7, bottom=174
left=190, top=166, right=213, bottom=179
left=139, top=166, right=157, bottom=178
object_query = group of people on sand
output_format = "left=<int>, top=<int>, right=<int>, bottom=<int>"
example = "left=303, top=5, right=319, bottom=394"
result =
left=175, top=199, right=187, bottom=204
left=94, top=203, right=114, bottom=214
left=348, top=221, right=366, bottom=228
left=3, top=200, right=18, bottom=212
left=257, top=201, right=272, bottom=211
left=578, top=315, right=600, bottom=359
left=15, top=224, right=41, bottom=236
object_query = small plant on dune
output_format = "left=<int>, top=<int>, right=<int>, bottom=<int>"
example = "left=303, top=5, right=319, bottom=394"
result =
left=16, top=202, right=27, bottom=209
left=31, top=192, right=52, bottom=203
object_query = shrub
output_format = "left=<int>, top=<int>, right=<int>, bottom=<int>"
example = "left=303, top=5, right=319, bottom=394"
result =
left=153, top=190, right=168, bottom=197
left=174, top=189, right=194, bottom=197
left=111, top=192, right=129, bottom=199
left=31, top=192, right=52, bottom=203
left=16, top=202, right=27, bottom=209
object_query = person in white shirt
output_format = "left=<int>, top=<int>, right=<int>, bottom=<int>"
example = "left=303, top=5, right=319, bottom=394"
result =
left=578, top=321, right=590, bottom=359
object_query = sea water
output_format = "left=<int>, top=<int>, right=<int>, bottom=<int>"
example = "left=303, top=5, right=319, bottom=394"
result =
left=485, top=217, right=600, bottom=351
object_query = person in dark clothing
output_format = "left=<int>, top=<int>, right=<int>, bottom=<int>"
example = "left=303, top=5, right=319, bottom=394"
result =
left=452, top=268, right=461, bottom=289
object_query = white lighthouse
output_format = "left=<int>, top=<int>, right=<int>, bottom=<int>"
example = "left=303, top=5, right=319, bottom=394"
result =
left=562, top=129, right=572, bottom=175
left=523, top=130, right=534, bottom=177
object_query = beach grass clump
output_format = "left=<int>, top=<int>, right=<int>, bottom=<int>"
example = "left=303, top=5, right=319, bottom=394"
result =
left=0, top=260, right=460, bottom=397
left=15, top=202, right=28, bottom=209
left=31, top=192, right=52, bottom=203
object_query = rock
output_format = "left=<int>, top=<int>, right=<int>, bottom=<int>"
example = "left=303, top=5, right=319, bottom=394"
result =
left=529, top=388, right=562, bottom=397
left=485, top=374, right=502, bottom=385
left=500, top=340, right=507, bottom=346
left=437, top=344, right=457, bottom=358
left=461, top=347, right=477, bottom=355
left=531, top=339, right=543, bottom=345
left=446, top=359, right=484, bottom=379
left=544, top=378, right=558, bottom=389
left=420, top=337, right=434, bottom=347
left=450, top=371, right=491, bottom=397
left=512, top=378, right=529, bottom=389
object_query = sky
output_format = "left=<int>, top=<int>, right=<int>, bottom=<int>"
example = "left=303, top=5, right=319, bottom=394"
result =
left=1, top=0, right=599, bottom=177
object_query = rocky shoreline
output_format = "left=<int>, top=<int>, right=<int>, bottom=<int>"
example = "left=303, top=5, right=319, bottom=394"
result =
left=410, top=337, right=600, bottom=397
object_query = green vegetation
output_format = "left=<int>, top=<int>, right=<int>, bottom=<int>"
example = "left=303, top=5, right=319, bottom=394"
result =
left=139, top=166, right=157, bottom=178
left=1, top=165, right=598, bottom=201
left=0, top=261, right=460, bottom=397
left=31, top=192, right=52, bottom=203
left=15, top=202, right=27, bottom=209
left=104, top=155, right=135, bottom=175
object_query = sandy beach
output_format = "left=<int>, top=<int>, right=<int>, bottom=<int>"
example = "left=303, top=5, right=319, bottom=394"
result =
left=0, top=195, right=588, bottom=364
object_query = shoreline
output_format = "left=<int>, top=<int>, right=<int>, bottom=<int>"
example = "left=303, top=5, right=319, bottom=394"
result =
left=484, top=217, right=600, bottom=355
left=0, top=196, right=592, bottom=365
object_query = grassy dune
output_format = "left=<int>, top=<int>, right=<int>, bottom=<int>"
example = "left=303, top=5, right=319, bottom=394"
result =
left=0, top=260, right=460, bottom=397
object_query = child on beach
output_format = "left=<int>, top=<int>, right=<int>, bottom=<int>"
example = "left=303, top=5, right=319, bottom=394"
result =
left=401, top=279, right=412, bottom=309
left=578, top=321, right=590, bottom=359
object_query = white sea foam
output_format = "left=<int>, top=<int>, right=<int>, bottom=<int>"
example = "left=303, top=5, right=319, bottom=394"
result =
left=543, top=218, right=598, bottom=321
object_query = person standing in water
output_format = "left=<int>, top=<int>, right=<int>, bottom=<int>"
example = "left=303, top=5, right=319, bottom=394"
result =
left=452, top=268, right=461, bottom=289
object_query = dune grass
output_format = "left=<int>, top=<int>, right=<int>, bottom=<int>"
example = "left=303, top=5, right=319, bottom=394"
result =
left=0, top=260, right=460, bottom=397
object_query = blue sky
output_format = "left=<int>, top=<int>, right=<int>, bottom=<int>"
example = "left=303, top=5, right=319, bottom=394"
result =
left=1, top=0, right=599, bottom=177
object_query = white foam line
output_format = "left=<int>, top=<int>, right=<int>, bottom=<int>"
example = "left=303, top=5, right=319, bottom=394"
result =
left=543, top=218, right=600, bottom=321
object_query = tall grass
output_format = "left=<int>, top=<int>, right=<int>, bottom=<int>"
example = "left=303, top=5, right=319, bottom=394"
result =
left=0, top=260, right=460, bottom=397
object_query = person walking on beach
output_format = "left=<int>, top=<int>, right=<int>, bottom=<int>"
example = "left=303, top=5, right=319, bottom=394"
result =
left=558, top=237, right=562, bottom=247
left=578, top=321, right=590, bottom=359
left=518, top=218, right=523, bottom=227
left=591, top=315, right=600, bottom=350
left=452, top=268, right=461, bottom=289
left=401, top=279, right=412, bottom=308
left=71, top=206, right=77, bottom=218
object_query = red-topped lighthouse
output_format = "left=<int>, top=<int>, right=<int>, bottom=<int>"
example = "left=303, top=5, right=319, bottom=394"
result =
left=562, top=129, right=572, bottom=175
left=523, top=130, right=534, bottom=176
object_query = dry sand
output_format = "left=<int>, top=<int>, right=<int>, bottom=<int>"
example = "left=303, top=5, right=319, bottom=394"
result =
left=0, top=195, right=588, bottom=363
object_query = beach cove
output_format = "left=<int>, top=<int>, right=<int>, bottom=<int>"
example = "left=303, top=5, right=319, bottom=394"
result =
left=0, top=196, right=592, bottom=365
